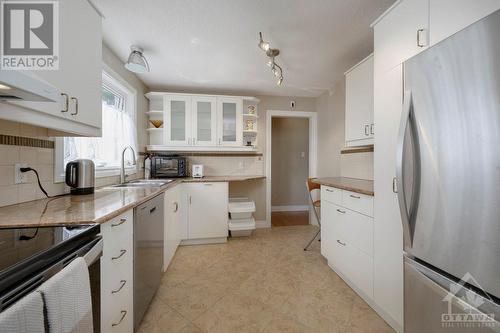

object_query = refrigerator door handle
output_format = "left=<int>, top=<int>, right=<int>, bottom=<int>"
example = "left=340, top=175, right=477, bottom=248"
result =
left=396, top=90, right=420, bottom=249
left=397, top=90, right=414, bottom=248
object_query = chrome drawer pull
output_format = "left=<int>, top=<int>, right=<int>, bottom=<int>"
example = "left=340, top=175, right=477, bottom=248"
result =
left=70, top=97, right=78, bottom=115
left=325, top=189, right=334, bottom=192
left=349, top=194, right=361, bottom=199
left=111, top=218, right=127, bottom=227
left=61, top=93, right=69, bottom=112
left=112, top=310, right=127, bottom=327
left=173, top=202, right=178, bottom=212
left=336, top=209, right=346, bottom=214
left=111, top=280, right=126, bottom=294
left=337, top=240, right=346, bottom=246
left=112, top=249, right=126, bottom=260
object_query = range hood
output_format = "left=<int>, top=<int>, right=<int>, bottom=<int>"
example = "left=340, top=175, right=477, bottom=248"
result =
left=0, top=71, right=59, bottom=102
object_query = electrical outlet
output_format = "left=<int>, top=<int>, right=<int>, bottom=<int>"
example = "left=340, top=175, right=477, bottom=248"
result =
left=14, top=163, right=28, bottom=184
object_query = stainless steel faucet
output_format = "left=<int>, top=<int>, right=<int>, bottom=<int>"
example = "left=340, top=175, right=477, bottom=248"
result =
left=121, top=146, right=137, bottom=184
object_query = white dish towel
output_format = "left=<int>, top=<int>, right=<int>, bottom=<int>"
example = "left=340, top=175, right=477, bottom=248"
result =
left=0, top=290, right=45, bottom=333
left=38, top=257, right=93, bottom=333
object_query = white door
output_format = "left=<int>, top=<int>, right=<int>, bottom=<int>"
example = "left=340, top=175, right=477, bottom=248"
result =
left=164, top=95, right=192, bottom=146
left=192, top=96, right=217, bottom=146
left=430, top=0, right=500, bottom=45
left=7, top=0, right=102, bottom=129
left=373, top=64, right=404, bottom=327
left=345, top=55, right=374, bottom=145
left=374, top=0, right=429, bottom=74
left=186, top=183, right=228, bottom=239
left=217, top=97, right=242, bottom=146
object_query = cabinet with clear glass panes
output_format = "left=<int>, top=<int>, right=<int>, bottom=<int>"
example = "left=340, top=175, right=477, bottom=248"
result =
left=145, top=92, right=259, bottom=151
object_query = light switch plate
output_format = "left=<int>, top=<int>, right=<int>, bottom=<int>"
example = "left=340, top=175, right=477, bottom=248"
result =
left=14, top=163, right=28, bottom=184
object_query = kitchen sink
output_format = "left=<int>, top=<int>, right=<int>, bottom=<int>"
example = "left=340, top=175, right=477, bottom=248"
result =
left=110, top=179, right=175, bottom=188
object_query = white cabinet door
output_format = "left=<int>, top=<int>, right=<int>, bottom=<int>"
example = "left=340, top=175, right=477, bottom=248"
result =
left=373, top=64, right=404, bottom=328
left=186, top=182, right=228, bottom=239
left=192, top=96, right=217, bottom=146
left=320, top=200, right=336, bottom=261
left=374, top=0, right=429, bottom=74
left=164, top=185, right=183, bottom=271
left=217, top=97, right=242, bottom=146
left=164, top=95, right=192, bottom=146
left=6, top=0, right=102, bottom=131
left=430, top=0, right=500, bottom=45
left=345, top=55, right=374, bottom=146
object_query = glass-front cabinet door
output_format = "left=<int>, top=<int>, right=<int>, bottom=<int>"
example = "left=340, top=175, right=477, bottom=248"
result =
left=164, top=95, right=192, bottom=146
left=217, top=97, right=243, bottom=146
left=192, top=96, right=217, bottom=146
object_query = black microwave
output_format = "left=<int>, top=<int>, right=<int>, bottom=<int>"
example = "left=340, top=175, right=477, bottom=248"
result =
left=151, top=156, right=187, bottom=178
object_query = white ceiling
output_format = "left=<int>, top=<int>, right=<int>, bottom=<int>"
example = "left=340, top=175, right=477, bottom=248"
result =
left=95, top=0, right=394, bottom=97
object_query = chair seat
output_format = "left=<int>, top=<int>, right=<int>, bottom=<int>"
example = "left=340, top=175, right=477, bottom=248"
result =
left=313, top=200, right=320, bottom=208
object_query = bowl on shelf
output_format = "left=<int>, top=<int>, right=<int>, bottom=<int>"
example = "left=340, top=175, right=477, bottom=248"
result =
left=149, top=119, right=164, bottom=128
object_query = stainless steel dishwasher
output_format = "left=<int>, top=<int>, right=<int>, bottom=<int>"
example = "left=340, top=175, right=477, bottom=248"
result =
left=134, top=193, right=164, bottom=330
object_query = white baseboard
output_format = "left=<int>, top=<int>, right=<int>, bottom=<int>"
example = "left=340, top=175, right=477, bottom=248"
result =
left=180, top=237, right=227, bottom=245
left=271, top=205, right=309, bottom=212
left=255, top=220, right=271, bottom=228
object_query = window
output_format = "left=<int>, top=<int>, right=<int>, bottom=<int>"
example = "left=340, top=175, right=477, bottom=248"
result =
left=56, top=69, right=138, bottom=180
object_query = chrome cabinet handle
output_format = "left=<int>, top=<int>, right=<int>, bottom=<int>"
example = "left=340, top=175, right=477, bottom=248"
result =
left=364, top=125, right=369, bottom=136
left=111, top=280, right=126, bottom=294
left=336, top=209, right=346, bottom=214
left=349, top=194, right=361, bottom=199
left=417, top=29, right=426, bottom=47
left=392, top=177, right=398, bottom=193
left=173, top=202, right=179, bottom=212
left=111, top=249, right=126, bottom=260
left=189, top=195, right=192, bottom=205
left=112, top=311, right=127, bottom=327
left=325, top=188, right=334, bottom=192
left=70, top=97, right=78, bottom=115
left=337, top=240, right=346, bottom=246
left=111, top=218, right=127, bottom=227
left=370, top=124, right=374, bottom=135
left=61, top=93, right=69, bottom=112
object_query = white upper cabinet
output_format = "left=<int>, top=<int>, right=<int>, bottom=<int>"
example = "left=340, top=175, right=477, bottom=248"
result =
left=164, top=95, right=192, bottom=146
left=3, top=0, right=102, bottom=136
left=148, top=92, right=250, bottom=150
left=192, top=96, right=217, bottom=146
left=217, top=97, right=243, bottom=147
left=345, top=54, right=374, bottom=146
left=430, top=0, right=500, bottom=45
left=373, top=0, right=429, bottom=74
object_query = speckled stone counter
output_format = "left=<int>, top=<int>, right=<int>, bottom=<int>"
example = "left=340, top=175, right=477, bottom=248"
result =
left=312, top=177, right=374, bottom=196
left=0, top=175, right=265, bottom=229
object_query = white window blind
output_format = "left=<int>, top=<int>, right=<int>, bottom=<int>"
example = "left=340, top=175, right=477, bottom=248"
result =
left=62, top=71, right=138, bottom=171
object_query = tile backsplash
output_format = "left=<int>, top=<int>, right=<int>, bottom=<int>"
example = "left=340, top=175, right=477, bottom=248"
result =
left=185, top=155, right=264, bottom=176
left=340, top=152, right=374, bottom=180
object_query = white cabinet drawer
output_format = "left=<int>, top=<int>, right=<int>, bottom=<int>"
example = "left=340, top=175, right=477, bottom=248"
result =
left=331, top=205, right=373, bottom=257
left=101, top=211, right=133, bottom=251
left=321, top=186, right=342, bottom=205
left=342, top=191, right=373, bottom=217
left=345, top=243, right=374, bottom=298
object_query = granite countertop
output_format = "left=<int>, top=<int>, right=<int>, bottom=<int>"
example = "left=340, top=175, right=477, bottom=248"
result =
left=312, top=177, right=374, bottom=196
left=0, top=175, right=265, bottom=229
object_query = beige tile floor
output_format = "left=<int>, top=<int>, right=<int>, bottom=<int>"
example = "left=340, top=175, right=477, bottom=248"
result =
left=138, top=225, right=395, bottom=333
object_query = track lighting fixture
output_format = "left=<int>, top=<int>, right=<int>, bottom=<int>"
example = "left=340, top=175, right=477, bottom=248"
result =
left=258, top=32, right=284, bottom=86
left=124, top=45, right=150, bottom=73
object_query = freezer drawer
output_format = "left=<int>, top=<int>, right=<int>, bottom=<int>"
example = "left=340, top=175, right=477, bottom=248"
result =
left=405, top=256, right=500, bottom=333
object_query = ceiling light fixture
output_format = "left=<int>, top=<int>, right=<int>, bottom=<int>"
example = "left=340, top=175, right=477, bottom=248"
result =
left=258, top=32, right=284, bottom=86
left=124, top=45, right=150, bottom=73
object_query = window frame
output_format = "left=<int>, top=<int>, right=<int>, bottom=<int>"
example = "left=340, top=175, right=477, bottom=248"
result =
left=54, top=64, right=138, bottom=182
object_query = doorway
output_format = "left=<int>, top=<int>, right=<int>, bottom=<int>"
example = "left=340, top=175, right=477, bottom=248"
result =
left=266, top=110, right=318, bottom=227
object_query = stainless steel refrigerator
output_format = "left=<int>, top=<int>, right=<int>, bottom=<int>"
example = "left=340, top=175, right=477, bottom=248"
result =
left=399, top=9, right=500, bottom=333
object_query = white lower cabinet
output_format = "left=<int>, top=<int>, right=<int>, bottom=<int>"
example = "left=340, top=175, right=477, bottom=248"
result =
left=321, top=186, right=374, bottom=300
left=100, top=210, right=134, bottom=333
left=183, top=182, right=228, bottom=242
left=164, top=186, right=183, bottom=271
